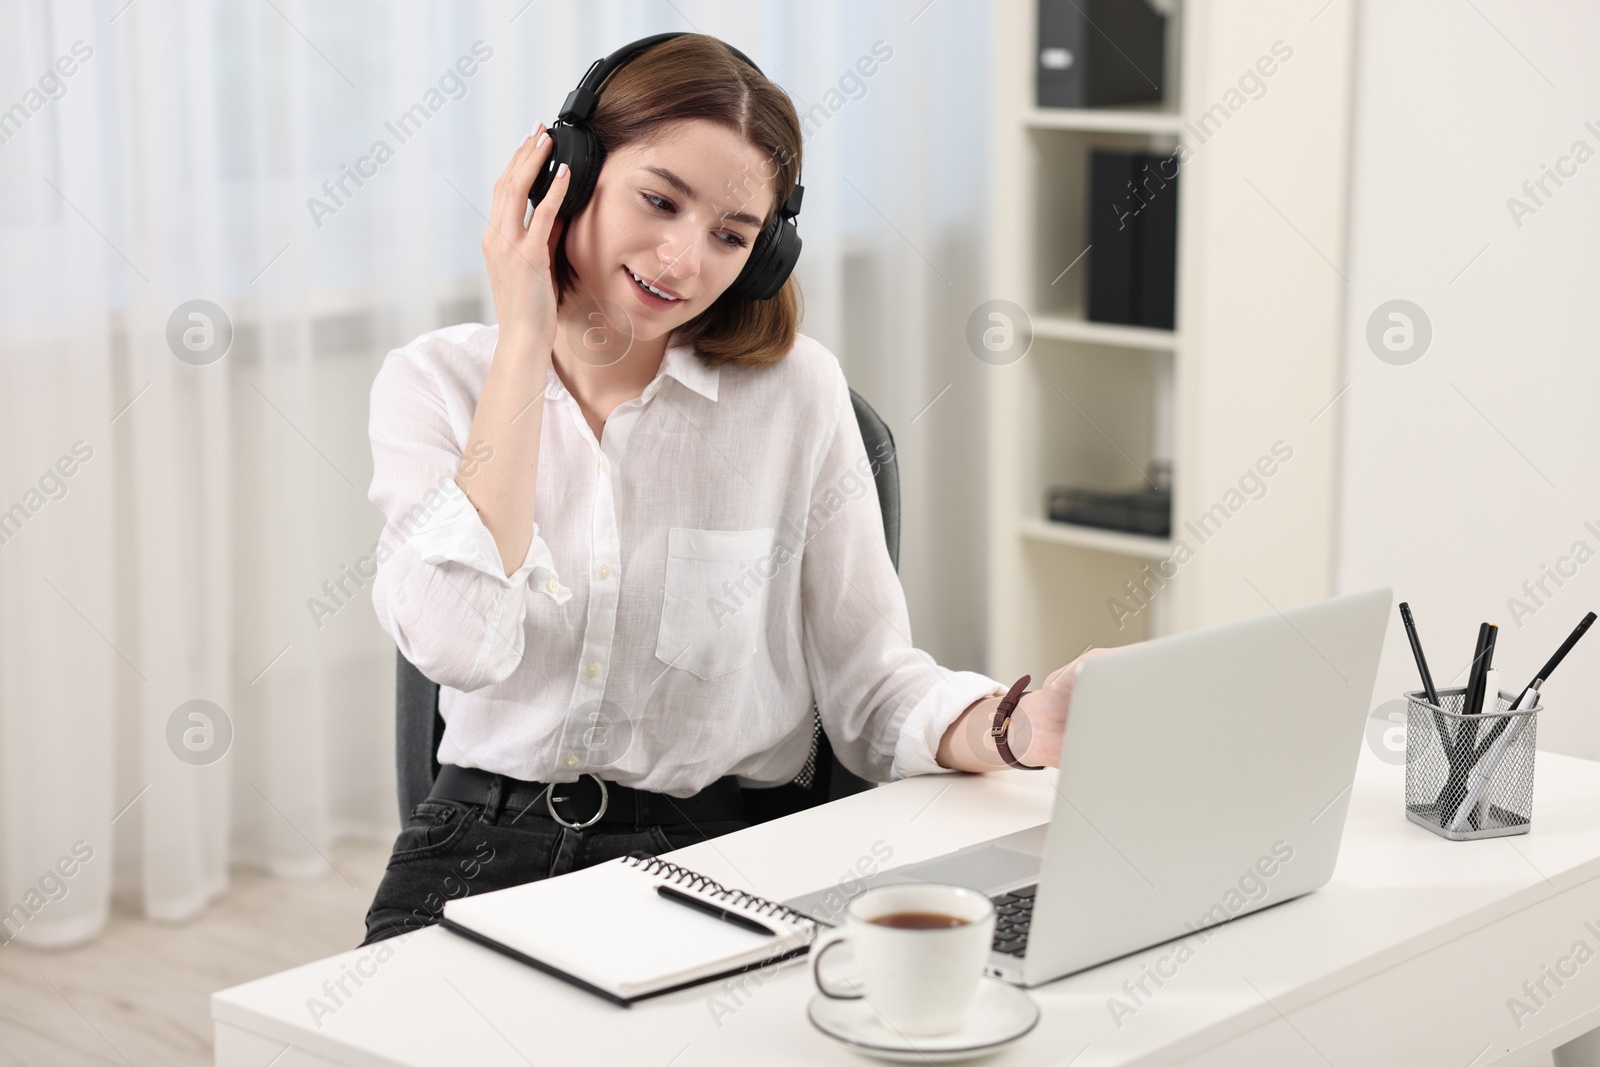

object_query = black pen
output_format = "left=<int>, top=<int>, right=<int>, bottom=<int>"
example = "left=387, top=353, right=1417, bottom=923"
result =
left=1399, top=603, right=1442, bottom=706
left=1471, top=610, right=1597, bottom=761
left=1400, top=602, right=1452, bottom=753
left=1462, top=622, right=1497, bottom=720
left=657, top=884, right=777, bottom=937
left=1510, top=611, right=1595, bottom=712
left=1440, top=622, right=1496, bottom=827
left=1453, top=610, right=1599, bottom=831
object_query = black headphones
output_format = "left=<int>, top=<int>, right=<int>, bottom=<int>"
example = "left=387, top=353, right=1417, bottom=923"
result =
left=528, top=32, right=804, bottom=302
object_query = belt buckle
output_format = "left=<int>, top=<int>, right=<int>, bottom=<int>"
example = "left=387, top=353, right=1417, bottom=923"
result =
left=547, top=773, right=608, bottom=829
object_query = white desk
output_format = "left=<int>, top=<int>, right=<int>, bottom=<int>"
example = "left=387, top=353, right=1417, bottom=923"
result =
left=214, top=750, right=1600, bottom=1066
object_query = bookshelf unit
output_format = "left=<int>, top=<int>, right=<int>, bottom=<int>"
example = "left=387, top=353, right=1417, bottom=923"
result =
left=985, top=0, right=1356, bottom=681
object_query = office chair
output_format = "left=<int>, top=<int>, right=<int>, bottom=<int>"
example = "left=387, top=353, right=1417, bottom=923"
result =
left=394, top=386, right=901, bottom=826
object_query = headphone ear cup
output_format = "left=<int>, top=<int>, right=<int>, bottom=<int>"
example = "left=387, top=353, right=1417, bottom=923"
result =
left=528, top=123, right=604, bottom=219
left=729, top=216, right=802, bottom=301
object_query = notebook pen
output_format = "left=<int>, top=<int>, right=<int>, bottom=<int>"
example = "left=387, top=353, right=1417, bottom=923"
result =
left=657, top=884, right=778, bottom=937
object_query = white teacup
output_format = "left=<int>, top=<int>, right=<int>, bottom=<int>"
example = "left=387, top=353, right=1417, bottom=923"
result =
left=808, top=882, right=996, bottom=1037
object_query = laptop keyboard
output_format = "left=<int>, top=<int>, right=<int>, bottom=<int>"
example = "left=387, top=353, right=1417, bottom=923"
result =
left=990, top=884, right=1036, bottom=957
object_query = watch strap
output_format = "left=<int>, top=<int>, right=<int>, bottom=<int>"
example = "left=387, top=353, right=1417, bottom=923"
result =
left=990, top=673, right=1044, bottom=770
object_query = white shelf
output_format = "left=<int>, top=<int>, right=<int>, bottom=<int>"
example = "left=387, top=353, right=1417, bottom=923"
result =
left=1032, top=313, right=1178, bottom=351
left=986, top=0, right=1351, bottom=682
left=1019, top=517, right=1174, bottom=560
left=1025, top=106, right=1184, bottom=135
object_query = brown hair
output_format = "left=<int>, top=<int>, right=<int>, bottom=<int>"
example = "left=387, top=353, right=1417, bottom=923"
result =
left=552, top=34, right=803, bottom=368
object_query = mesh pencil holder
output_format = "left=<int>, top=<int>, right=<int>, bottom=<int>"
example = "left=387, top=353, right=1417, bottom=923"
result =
left=1405, top=687, right=1539, bottom=841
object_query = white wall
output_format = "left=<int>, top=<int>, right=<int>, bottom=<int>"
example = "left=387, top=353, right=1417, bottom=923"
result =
left=1341, top=0, right=1600, bottom=759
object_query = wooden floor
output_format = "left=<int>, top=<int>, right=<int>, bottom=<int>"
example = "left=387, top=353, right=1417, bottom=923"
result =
left=0, top=840, right=391, bottom=1067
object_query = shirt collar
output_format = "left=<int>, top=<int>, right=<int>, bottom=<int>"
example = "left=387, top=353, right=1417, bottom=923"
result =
left=660, top=341, right=720, bottom=402
left=543, top=339, right=720, bottom=403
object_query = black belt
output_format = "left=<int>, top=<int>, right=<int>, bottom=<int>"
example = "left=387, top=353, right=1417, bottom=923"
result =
left=427, top=764, right=746, bottom=829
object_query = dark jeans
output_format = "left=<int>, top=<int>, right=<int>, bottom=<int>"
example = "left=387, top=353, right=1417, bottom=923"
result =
left=361, top=796, right=750, bottom=946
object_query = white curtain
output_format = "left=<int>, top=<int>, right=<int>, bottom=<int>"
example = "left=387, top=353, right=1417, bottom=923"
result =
left=0, top=0, right=992, bottom=946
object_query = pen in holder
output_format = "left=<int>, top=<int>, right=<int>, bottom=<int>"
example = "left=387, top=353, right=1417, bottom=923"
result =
left=1405, top=687, right=1539, bottom=841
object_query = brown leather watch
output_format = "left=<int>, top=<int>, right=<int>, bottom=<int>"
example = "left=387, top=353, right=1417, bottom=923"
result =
left=990, top=674, right=1044, bottom=770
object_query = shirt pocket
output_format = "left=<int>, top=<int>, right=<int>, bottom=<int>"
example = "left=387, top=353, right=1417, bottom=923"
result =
left=655, top=526, right=776, bottom=681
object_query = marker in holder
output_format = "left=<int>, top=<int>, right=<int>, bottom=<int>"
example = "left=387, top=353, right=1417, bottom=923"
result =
left=1404, top=686, right=1539, bottom=841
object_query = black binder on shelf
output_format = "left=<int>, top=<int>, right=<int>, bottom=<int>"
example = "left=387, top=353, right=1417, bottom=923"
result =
left=1047, top=484, right=1172, bottom=538
left=1140, top=153, right=1178, bottom=330
left=1089, top=151, right=1138, bottom=324
left=1088, top=149, right=1178, bottom=330
left=1037, top=0, right=1168, bottom=109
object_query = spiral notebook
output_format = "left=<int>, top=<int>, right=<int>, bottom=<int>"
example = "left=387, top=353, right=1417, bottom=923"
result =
left=439, top=853, right=822, bottom=1006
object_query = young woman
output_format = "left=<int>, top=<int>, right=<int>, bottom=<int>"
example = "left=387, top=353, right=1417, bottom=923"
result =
left=360, top=34, right=1101, bottom=946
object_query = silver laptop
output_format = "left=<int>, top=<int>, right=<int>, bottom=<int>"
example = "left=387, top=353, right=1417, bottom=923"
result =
left=783, top=587, right=1392, bottom=987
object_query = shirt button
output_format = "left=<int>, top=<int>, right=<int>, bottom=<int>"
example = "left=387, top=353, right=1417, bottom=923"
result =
left=597, top=564, right=611, bottom=579
left=563, top=754, right=578, bottom=769
left=599, top=457, right=608, bottom=474
left=545, top=578, right=560, bottom=594
left=586, top=661, right=599, bottom=677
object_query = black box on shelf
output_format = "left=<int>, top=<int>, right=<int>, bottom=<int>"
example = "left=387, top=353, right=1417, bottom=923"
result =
left=1046, top=483, right=1172, bottom=538
left=1037, top=0, right=1168, bottom=109
left=1087, top=149, right=1178, bottom=330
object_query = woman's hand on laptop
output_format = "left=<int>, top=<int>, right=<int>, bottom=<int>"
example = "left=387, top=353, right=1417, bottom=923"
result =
left=937, top=647, right=1112, bottom=772
left=1016, top=647, right=1113, bottom=767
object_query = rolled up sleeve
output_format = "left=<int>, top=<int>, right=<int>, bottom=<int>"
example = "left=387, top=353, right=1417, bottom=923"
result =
left=367, top=348, right=569, bottom=692
left=890, top=668, right=1010, bottom=780
left=799, top=365, right=1007, bottom=782
left=406, top=478, right=567, bottom=600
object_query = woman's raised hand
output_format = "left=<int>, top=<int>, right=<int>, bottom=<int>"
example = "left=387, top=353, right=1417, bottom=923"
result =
left=459, top=125, right=573, bottom=577
left=481, top=123, right=571, bottom=351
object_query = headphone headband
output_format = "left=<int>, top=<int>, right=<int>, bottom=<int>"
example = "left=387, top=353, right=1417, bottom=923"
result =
left=559, top=32, right=762, bottom=123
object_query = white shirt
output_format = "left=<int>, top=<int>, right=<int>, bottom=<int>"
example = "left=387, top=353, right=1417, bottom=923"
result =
left=365, top=322, right=1006, bottom=796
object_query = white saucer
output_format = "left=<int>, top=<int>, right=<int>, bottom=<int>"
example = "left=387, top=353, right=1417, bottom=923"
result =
left=806, top=977, right=1040, bottom=1062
